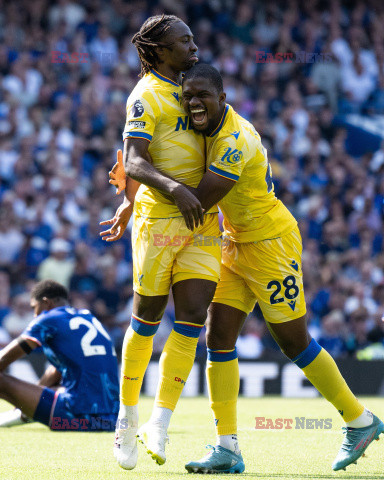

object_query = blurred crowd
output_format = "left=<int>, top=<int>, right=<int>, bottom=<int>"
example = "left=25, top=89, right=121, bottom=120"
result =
left=0, top=0, right=383, bottom=360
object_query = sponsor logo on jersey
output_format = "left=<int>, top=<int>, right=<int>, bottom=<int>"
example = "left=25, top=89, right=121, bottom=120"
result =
left=123, top=376, right=139, bottom=380
left=171, top=91, right=179, bottom=102
left=219, top=147, right=243, bottom=165
left=131, top=99, right=144, bottom=118
left=128, top=120, right=146, bottom=129
left=230, top=130, right=240, bottom=139
left=175, top=115, right=193, bottom=131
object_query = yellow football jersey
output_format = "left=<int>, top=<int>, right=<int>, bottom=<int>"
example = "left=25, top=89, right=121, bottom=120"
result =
left=123, top=69, right=217, bottom=218
left=207, top=105, right=297, bottom=242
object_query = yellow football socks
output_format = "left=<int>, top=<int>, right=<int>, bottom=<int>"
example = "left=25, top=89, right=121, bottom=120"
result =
left=120, top=315, right=160, bottom=406
left=155, top=321, right=202, bottom=411
left=206, top=349, right=239, bottom=436
left=294, top=339, right=364, bottom=422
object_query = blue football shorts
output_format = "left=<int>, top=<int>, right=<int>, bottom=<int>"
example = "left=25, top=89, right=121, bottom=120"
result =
left=33, top=387, right=117, bottom=431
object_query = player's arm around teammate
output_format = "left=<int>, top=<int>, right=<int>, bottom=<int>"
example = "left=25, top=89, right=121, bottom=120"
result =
left=101, top=137, right=204, bottom=241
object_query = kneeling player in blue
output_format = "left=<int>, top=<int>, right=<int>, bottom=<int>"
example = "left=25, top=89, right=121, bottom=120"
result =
left=0, top=280, right=119, bottom=431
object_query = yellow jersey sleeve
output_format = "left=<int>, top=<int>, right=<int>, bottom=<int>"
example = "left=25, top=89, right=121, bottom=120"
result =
left=207, top=104, right=297, bottom=243
left=123, top=89, right=160, bottom=143
left=208, top=135, right=245, bottom=182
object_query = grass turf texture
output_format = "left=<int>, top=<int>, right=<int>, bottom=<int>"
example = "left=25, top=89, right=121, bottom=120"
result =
left=0, top=396, right=383, bottom=480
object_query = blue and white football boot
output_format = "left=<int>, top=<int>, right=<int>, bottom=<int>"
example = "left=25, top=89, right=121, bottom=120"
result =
left=185, top=445, right=245, bottom=474
left=332, top=414, right=384, bottom=471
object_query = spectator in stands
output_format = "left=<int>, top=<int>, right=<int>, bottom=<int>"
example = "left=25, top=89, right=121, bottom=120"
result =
left=37, top=239, right=74, bottom=289
left=318, top=310, right=347, bottom=358
left=3, top=292, right=34, bottom=339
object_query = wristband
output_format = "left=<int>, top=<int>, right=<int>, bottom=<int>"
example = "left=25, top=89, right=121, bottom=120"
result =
left=17, top=338, right=33, bottom=355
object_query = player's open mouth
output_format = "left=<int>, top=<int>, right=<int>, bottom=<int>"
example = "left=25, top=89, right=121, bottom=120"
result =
left=190, top=108, right=207, bottom=126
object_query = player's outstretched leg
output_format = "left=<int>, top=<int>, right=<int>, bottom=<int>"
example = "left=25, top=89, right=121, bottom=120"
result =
left=332, top=414, right=384, bottom=471
left=114, top=306, right=164, bottom=470
left=267, top=315, right=383, bottom=471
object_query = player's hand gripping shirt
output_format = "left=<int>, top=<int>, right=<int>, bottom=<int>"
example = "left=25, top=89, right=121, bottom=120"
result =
left=206, top=105, right=297, bottom=243
left=22, top=306, right=119, bottom=415
left=123, top=69, right=218, bottom=219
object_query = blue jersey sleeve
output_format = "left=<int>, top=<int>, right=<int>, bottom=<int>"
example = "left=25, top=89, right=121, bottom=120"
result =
left=22, top=312, right=56, bottom=347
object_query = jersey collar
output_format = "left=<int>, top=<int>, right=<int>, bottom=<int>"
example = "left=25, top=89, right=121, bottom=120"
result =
left=150, top=69, right=180, bottom=87
left=208, top=104, right=229, bottom=137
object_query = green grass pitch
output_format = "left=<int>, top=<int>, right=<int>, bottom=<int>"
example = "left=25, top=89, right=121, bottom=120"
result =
left=0, top=396, right=383, bottom=479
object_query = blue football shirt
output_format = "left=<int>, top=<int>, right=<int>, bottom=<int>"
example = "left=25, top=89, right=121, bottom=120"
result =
left=22, top=306, right=119, bottom=415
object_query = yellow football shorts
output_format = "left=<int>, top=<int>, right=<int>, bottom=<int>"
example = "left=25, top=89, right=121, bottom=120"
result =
left=213, top=225, right=307, bottom=323
left=132, top=213, right=221, bottom=296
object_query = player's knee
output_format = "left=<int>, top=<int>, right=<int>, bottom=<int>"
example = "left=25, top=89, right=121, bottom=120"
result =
left=178, top=303, right=208, bottom=326
left=134, top=296, right=167, bottom=322
left=206, top=323, right=236, bottom=350
left=279, top=338, right=310, bottom=360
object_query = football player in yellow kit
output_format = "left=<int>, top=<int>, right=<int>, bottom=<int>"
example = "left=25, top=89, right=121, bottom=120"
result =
left=100, top=17, right=221, bottom=470
left=179, top=64, right=383, bottom=474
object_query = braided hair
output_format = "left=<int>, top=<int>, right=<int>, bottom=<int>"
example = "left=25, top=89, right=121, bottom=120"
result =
left=132, top=14, right=182, bottom=77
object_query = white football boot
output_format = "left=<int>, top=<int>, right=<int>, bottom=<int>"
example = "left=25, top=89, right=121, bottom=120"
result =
left=0, top=409, right=32, bottom=427
left=113, top=420, right=138, bottom=470
left=137, top=421, right=169, bottom=465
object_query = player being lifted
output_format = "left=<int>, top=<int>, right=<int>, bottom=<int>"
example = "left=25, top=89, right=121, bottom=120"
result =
left=100, top=16, right=221, bottom=470
left=178, top=64, right=383, bottom=474
left=0, top=280, right=119, bottom=431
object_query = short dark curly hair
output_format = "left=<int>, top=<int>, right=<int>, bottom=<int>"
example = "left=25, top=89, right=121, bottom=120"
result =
left=31, top=280, right=69, bottom=303
left=182, top=64, right=223, bottom=93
